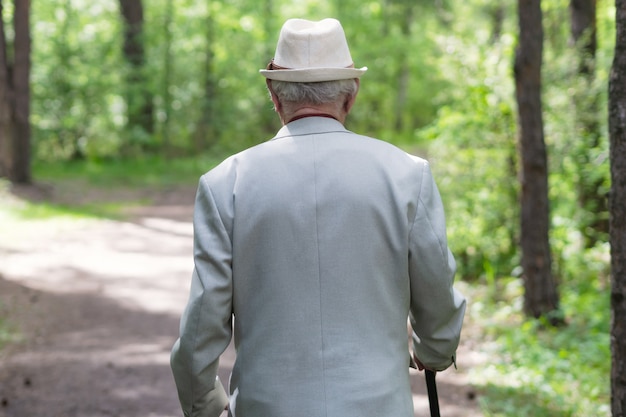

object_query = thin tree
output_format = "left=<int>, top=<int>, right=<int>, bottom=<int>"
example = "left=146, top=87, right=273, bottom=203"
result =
left=609, top=1, right=626, bottom=414
left=119, top=0, right=154, bottom=147
left=259, top=0, right=278, bottom=137
left=489, top=4, right=506, bottom=44
left=570, top=0, right=608, bottom=247
left=0, top=0, right=31, bottom=184
left=0, top=0, right=8, bottom=178
left=514, top=0, right=561, bottom=320
left=380, top=0, right=417, bottom=132
left=570, top=0, right=597, bottom=75
left=393, top=2, right=414, bottom=133
left=192, top=1, right=218, bottom=152
left=162, top=0, right=173, bottom=154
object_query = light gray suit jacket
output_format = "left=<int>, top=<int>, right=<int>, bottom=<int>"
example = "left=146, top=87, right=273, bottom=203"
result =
left=171, top=117, right=466, bottom=417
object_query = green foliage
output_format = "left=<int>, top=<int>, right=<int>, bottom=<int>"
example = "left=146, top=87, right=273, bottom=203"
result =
left=414, top=7, right=519, bottom=280
left=405, top=3, right=613, bottom=412
left=28, top=0, right=472, bottom=160
left=467, top=256, right=610, bottom=416
left=32, top=153, right=222, bottom=187
left=32, top=1, right=125, bottom=160
left=8, top=199, right=132, bottom=220
left=0, top=155, right=226, bottom=221
left=541, top=3, right=612, bottom=248
left=0, top=178, right=116, bottom=220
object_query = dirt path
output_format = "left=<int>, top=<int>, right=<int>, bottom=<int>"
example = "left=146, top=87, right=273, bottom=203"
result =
left=0, top=183, right=482, bottom=417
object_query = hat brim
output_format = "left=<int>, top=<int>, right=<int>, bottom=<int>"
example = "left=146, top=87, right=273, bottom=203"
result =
left=259, top=67, right=367, bottom=82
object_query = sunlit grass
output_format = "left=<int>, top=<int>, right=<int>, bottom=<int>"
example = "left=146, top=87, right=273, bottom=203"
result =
left=13, top=201, right=133, bottom=220
left=0, top=180, right=134, bottom=221
left=2, top=154, right=225, bottom=221
left=32, top=154, right=224, bottom=187
left=467, top=267, right=611, bottom=417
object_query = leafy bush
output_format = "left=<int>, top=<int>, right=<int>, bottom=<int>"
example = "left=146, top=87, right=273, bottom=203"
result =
left=467, top=250, right=610, bottom=417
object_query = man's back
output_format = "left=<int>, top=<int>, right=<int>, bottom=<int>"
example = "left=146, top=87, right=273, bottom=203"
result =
left=171, top=18, right=465, bottom=417
left=201, top=117, right=438, bottom=416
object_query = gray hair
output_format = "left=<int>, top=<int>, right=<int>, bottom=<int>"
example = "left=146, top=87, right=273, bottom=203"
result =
left=269, top=79, right=358, bottom=105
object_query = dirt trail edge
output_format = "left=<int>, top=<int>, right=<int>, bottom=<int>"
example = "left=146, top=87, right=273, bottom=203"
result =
left=0, top=184, right=482, bottom=417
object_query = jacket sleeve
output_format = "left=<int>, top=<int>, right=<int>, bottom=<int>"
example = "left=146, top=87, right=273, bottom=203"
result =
left=408, top=162, right=466, bottom=371
left=171, top=175, right=232, bottom=417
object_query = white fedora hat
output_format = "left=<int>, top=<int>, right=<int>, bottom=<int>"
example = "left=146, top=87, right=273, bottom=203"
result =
left=259, top=18, right=367, bottom=82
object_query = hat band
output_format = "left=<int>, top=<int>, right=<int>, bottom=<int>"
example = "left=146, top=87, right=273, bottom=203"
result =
left=266, top=58, right=355, bottom=71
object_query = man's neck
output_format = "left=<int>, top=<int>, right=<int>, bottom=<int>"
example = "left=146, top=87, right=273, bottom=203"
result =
left=287, top=113, right=339, bottom=124
left=282, top=105, right=346, bottom=125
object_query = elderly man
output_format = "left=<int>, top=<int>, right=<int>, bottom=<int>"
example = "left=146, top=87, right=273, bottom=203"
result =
left=171, top=18, right=466, bottom=417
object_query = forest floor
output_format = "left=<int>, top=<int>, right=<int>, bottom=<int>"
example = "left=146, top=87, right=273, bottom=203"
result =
left=0, top=180, right=484, bottom=417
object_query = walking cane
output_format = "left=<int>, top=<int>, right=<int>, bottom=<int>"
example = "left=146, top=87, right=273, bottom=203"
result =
left=425, top=369, right=441, bottom=417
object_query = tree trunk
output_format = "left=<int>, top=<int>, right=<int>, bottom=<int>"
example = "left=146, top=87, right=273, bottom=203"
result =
left=570, top=0, right=597, bottom=74
left=570, top=0, right=607, bottom=247
left=0, top=0, right=9, bottom=178
left=489, top=4, right=506, bottom=43
left=119, top=0, right=154, bottom=143
left=609, top=2, right=626, bottom=414
left=259, top=0, right=278, bottom=137
left=161, top=0, right=173, bottom=154
left=0, top=0, right=31, bottom=184
left=394, top=2, right=414, bottom=132
left=192, top=2, right=218, bottom=152
left=514, top=0, right=560, bottom=320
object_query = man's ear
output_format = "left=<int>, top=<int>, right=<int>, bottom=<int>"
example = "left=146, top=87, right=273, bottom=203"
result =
left=344, top=78, right=360, bottom=113
left=266, top=79, right=282, bottom=113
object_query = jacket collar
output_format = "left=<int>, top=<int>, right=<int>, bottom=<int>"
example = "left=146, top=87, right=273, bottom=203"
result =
left=272, top=117, right=350, bottom=141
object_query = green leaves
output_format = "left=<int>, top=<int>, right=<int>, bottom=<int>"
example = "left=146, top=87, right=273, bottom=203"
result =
left=467, top=272, right=610, bottom=417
